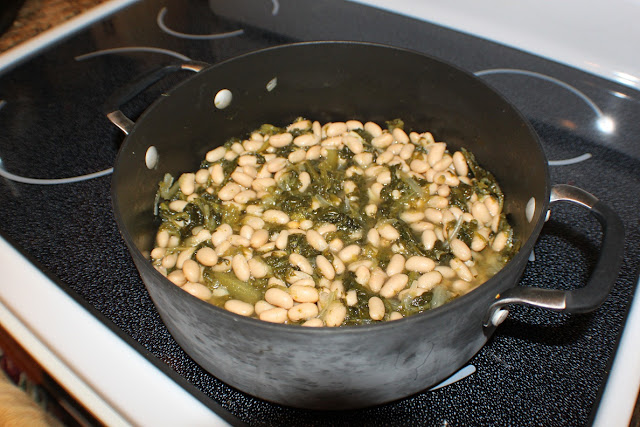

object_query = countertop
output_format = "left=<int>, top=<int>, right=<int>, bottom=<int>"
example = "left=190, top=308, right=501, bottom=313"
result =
left=0, top=0, right=108, bottom=54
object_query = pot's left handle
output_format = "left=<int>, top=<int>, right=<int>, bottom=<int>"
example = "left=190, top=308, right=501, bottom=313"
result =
left=484, top=184, right=624, bottom=327
left=104, top=61, right=208, bottom=135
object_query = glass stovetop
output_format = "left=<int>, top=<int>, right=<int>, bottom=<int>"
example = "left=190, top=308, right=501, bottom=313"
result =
left=0, top=0, right=638, bottom=425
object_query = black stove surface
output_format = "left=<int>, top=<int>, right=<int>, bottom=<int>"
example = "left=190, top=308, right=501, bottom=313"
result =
left=0, top=1, right=638, bottom=425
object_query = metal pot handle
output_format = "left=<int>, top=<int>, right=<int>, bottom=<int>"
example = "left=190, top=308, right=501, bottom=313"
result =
left=484, top=184, right=624, bottom=327
left=104, top=61, right=208, bottom=135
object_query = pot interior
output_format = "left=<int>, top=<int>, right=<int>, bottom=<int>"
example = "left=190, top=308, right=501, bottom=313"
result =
left=112, top=41, right=549, bottom=289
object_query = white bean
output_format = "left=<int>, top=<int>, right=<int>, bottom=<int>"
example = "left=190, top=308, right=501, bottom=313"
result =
left=405, top=256, right=436, bottom=273
left=427, top=196, right=449, bottom=209
left=224, top=299, right=254, bottom=316
left=293, top=133, right=318, bottom=147
left=364, top=121, right=382, bottom=137
left=492, top=231, right=509, bottom=252
left=232, top=254, right=251, bottom=281
left=169, top=200, right=188, bottom=212
left=299, top=171, right=311, bottom=192
left=427, top=142, right=447, bottom=166
left=210, top=163, right=225, bottom=184
left=417, top=271, right=442, bottom=290
left=392, top=127, right=409, bottom=144
left=368, top=268, right=387, bottom=293
left=254, top=300, right=275, bottom=316
left=471, top=233, right=488, bottom=252
left=328, top=238, right=344, bottom=253
left=326, top=122, right=348, bottom=137
left=259, top=307, right=288, bottom=323
left=369, top=297, right=385, bottom=320
left=324, top=302, right=347, bottom=327
left=378, top=223, right=400, bottom=241
left=206, top=146, right=226, bottom=162
left=288, top=120, right=311, bottom=131
left=275, top=230, right=289, bottom=250
left=288, top=303, right=320, bottom=322
left=161, top=253, right=177, bottom=269
left=167, top=270, right=186, bottom=286
left=343, top=135, right=364, bottom=154
left=389, top=312, right=403, bottom=321
left=306, top=145, right=322, bottom=160
left=346, top=289, right=358, bottom=306
left=379, top=273, right=409, bottom=298
left=367, top=228, right=380, bottom=247
left=248, top=257, right=269, bottom=278
left=372, top=132, right=393, bottom=149
left=182, top=259, right=201, bottom=283
left=268, top=133, right=293, bottom=148
left=252, top=177, right=276, bottom=191
left=484, top=196, right=501, bottom=217
left=179, top=173, right=196, bottom=196
left=386, top=254, right=406, bottom=276
left=355, top=265, right=371, bottom=285
left=263, top=209, right=290, bottom=224
left=289, top=253, right=313, bottom=275
left=346, top=120, right=363, bottom=130
left=234, top=190, right=256, bottom=204
left=452, top=151, right=469, bottom=176
left=195, top=247, right=218, bottom=266
left=410, top=159, right=429, bottom=173
left=432, top=156, right=453, bottom=172
left=289, top=285, right=319, bottom=303
left=399, top=143, right=415, bottom=160
left=400, top=210, right=424, bottom=223
left=316, top=255, right=336, bottom=280
left=211, top=224, right=233, bottom=247
left=302, top=318, right=324, bottom=327
left=288, top=149, right=306, bottom=164
left=218, top=182, right=242, bottom=201
left=472, top=201, right=492, bottom=225
left=424, top=208, right=443, bottom=224
left=176, top=247, right=195, bottom=269
left=338, top=244, right=361, bottom=263
left=376, top=151, right=394, bottom=165
left=353, top=152, right=374, bottom=167
left=250, top=229, right=270, bottom=248
left=364, top=204, right=377, bottom=217
left=156, top=230, right=170, bottom=248
left=231, top=171, right=253, bottom=188
left=450, top=238, right=472, bottom=261
left=182, top=282, right=212, bottom=300
left=376, top=169, right=392, bottom=184
left=450, top=258, right=473, bottom=282
left=306, top=230, right=328, bottom=251
left=151, top=247, right=166, bottom=259
left=265, top=288, right=294, bottom=309
left=266, top=157, right=288, bottom=173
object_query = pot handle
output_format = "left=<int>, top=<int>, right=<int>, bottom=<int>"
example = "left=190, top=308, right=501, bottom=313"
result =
left=104, top=61, right=208, bottom=135
left=484, top=184, right=624, bottom=327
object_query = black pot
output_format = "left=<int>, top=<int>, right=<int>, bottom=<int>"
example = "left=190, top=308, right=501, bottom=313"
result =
left=107, top=42, right=623, bottom=409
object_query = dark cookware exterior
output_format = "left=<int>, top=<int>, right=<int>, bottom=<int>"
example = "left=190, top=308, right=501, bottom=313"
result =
left=108, top=42, right=623, bottom=409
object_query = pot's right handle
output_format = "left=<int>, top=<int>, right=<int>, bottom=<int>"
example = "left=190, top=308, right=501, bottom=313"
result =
left=484, top=184, right=624, bottom=327
left=104, top=61, right=208, bottom=135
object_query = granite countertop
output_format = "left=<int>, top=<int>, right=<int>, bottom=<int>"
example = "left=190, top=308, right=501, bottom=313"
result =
left=0, top=0, right=108, bottom=54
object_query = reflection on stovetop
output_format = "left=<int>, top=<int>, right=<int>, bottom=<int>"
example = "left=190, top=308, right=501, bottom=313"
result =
left=0, top=0, right=638, bottom=425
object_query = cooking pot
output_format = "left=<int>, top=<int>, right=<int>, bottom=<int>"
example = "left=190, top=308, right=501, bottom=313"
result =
left=106, top=42, right=623, bottom=410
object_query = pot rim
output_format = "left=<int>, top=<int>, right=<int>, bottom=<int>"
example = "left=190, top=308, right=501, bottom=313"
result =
left=111, top=40, right=551, bottom=335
